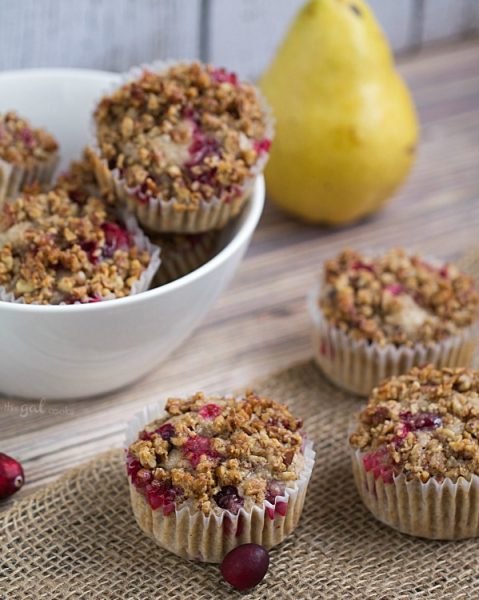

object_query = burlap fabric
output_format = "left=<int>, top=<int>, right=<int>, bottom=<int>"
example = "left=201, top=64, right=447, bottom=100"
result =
left=2, top=360, right=479, bottom=599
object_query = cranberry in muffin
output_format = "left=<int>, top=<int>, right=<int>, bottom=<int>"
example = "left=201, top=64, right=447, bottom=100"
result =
left=321, top=248, right=479, bottom=347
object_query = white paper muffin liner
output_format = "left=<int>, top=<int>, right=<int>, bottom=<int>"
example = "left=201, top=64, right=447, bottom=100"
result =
left=308, top=282, right=479, bottom=397
left=0, top=153, right=59, bottom=206
left=0, top=211, right=160, bottom=304
left=351, top=447, right=479, bottom=539
left=152, top=231, right=218, bottom=286
left=124, top=399, right=315, bottom=563
left=92, top=60, right=274, bottom=234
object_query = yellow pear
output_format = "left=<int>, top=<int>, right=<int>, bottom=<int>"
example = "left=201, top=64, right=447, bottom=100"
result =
left=260, top=0, right=418, bottom=225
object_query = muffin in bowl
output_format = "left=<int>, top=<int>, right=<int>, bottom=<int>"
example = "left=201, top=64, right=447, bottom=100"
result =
left=0, top=111, right=59, bottom=202
left=94, top=62, right=273, bottom=233
left=125, top=391, right=315, bottom=562
left=309, top=248, right=479, bottom=396
left=0, top=188, right=159, bottom=304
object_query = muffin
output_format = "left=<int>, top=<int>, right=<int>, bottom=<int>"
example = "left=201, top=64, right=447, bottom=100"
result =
left=152, top=231, right=218, bottom=286
left=94, top=62, right=273, bottom=233
left=0, top=111, right=59, bottom=203
left=125, top=391, right=315, bottom=562
left=0, top=189, right=159, bottom=304
left=350, top=365, right=479, bottom=539
left=309, top=248, right=479, bottom=396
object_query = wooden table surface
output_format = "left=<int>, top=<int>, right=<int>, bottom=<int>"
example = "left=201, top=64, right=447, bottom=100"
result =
left=1, top=40, right=479, bottom=513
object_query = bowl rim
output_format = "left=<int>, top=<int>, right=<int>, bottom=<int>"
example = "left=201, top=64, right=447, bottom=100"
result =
left=0, top=68, right=265, bottom=314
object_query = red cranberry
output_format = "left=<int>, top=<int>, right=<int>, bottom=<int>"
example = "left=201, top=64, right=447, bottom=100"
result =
left=384, top=284, right=403, bottom=296
left=198, top=403, right=222, bottom=420
left=400, top=411, right=442, bottom=431
left=221, top=544, right=269, bottom=591
left=0, top=453, right=25, bottom=499
left=145, top=480, right=182, bottom=515
left=101, top=222, right=130, bottom=258
left=139, top=430, right=153, bottom=441
left=126, top=453, right=141, bottom=479
left=134, top=468, right=152, bottom=488
left=253, top=138, right=271, bottom=154
left=211, top=67, right=238, bottom=86
left=265, top=480, right=285, bottom=505
left=80, top=239, right=98, bottom=263
left=156, top=422, right=175, bottom=441
left=363, top=446, right=394, bottom=484
left=183, top=435, right=217, bottom=468
left=18, top=127, right=36, bottom=148
left=351, top=261, right=374, bottom=273
left=214, top=486, right=244, bottom=514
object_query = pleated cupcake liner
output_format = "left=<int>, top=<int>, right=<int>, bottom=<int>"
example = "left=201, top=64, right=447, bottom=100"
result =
left=92, top=60, right=274, bottom=233
left=152, top=231, right=219, bottom=286
left=125, top=400, right=315, bottom=563
left=351, top=448, right=479, bottom=540
left=0, top=152, right=59, bottom=205
left=308, top=284, right=478, bottom=397
left=0, top=212, right=160, bottom=304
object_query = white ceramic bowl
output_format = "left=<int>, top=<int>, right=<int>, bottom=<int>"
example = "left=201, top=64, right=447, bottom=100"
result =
left=0, top=69, right=264, bottom=400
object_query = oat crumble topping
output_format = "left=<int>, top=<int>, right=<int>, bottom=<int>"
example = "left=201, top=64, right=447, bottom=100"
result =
left=94, top=63, right=270, bottom=210
left=55, top=147, right=117, bottom=206
left=127, top=392, right=304, bottom=516
left=350, top=365, right=479, bottom=483
left=320, top=248, right=479, bottom=346
left=0, top=189, right=151, bottom=304
left=0, top=111, right=58, bottom=166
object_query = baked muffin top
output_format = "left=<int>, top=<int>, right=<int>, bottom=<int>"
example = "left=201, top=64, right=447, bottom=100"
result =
left=94, top=62, right=271, bottom=210
left=0, top=189, right=151, bottom=304
left=0, top=111, right=58, bottom=166
left=55, top=147, right=117, bottom=206
left=350, top=365, right=479, bottom=483
left=320, top=248, right=479, bottom=346
left=127, top=392, right=305, bottom=516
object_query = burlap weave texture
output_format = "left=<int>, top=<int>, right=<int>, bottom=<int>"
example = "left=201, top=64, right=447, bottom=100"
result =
left=1, top=361, right=478, bottom=599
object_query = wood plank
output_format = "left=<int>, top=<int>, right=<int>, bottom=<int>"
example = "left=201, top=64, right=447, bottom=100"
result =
left=0, top=0, right=202, bottom=72
left=1, top=40, right=479, bottom=515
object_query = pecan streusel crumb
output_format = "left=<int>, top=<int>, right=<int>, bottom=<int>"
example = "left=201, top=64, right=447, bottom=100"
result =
left=127, top=392, right=305, bottom=515
left=350, top=365, right=479, bottom=483
left=94, top=63, right=270, bottom=210
left=320, top=248, right=479, bottom=346
left=0, top=111, right=58, bottom=166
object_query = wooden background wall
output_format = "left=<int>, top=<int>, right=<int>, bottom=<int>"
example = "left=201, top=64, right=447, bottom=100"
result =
left=0, top=0, right=478, bottom=80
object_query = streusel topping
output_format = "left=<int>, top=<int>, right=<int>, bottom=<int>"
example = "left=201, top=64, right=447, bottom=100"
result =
left=0, top=111, right=58, bottom=166
left=94, top=63, right=270, bottom=210
left=0, top=190, right=151, bottom=304
left=127, top=392, right=304, bottom=516
left=320, top=248, right=479, bottom=346
left=55, top=147, right=117, bottom=206
left=350, top=365, right=479, bottom=483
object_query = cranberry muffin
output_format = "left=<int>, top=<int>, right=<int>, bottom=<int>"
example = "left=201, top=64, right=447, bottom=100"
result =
left=94, top=62, right=272, bottom=233
left=125, top=392, right=315, bottom=562
left=309, top=248, right=479, bottom=395
left=350, top=365, right=479, bottom=539
left=0, top=189, right=159, bottom=304
left=0, top=111, right=59, bottom=202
